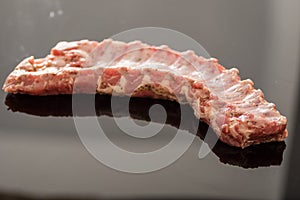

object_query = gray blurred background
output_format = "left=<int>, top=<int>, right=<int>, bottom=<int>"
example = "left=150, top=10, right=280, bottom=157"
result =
left=0, top=0, right=299, bottom=199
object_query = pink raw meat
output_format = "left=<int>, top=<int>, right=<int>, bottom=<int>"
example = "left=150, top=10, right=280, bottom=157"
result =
left=2, top=39, right=288, bottom=148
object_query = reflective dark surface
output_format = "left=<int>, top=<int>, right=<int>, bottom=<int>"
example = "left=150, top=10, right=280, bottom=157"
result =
left=5, top=93, right=286, bottom=169
left=0, top=0, right=299, bottom=200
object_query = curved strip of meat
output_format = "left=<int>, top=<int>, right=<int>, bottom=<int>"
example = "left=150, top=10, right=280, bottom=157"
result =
left=2, top=39, right=288, bottom=148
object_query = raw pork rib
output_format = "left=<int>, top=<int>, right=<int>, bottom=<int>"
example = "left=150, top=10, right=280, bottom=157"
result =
left=2, top=39, right=288, bottom=148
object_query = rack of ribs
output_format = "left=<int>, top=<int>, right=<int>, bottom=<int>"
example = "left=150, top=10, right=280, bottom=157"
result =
left=2, top=39, right=288, bottom=148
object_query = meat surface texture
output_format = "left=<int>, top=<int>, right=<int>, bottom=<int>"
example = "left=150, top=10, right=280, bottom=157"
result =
left=2, top=39, right=288, bottom=148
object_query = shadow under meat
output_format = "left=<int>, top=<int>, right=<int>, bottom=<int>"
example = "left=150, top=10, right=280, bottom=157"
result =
left=5, top=93, right=286, bottom=169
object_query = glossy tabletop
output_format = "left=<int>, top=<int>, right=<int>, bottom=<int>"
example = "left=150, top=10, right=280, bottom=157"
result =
left=0, top=0, right=299, bottom=199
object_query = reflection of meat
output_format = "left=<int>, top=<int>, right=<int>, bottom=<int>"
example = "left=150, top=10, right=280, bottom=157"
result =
left=2, top=39, right=287, bottom=148
left=212, top=141, right=286, bottom=168
left=5, top=94, right=286, bottom=168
